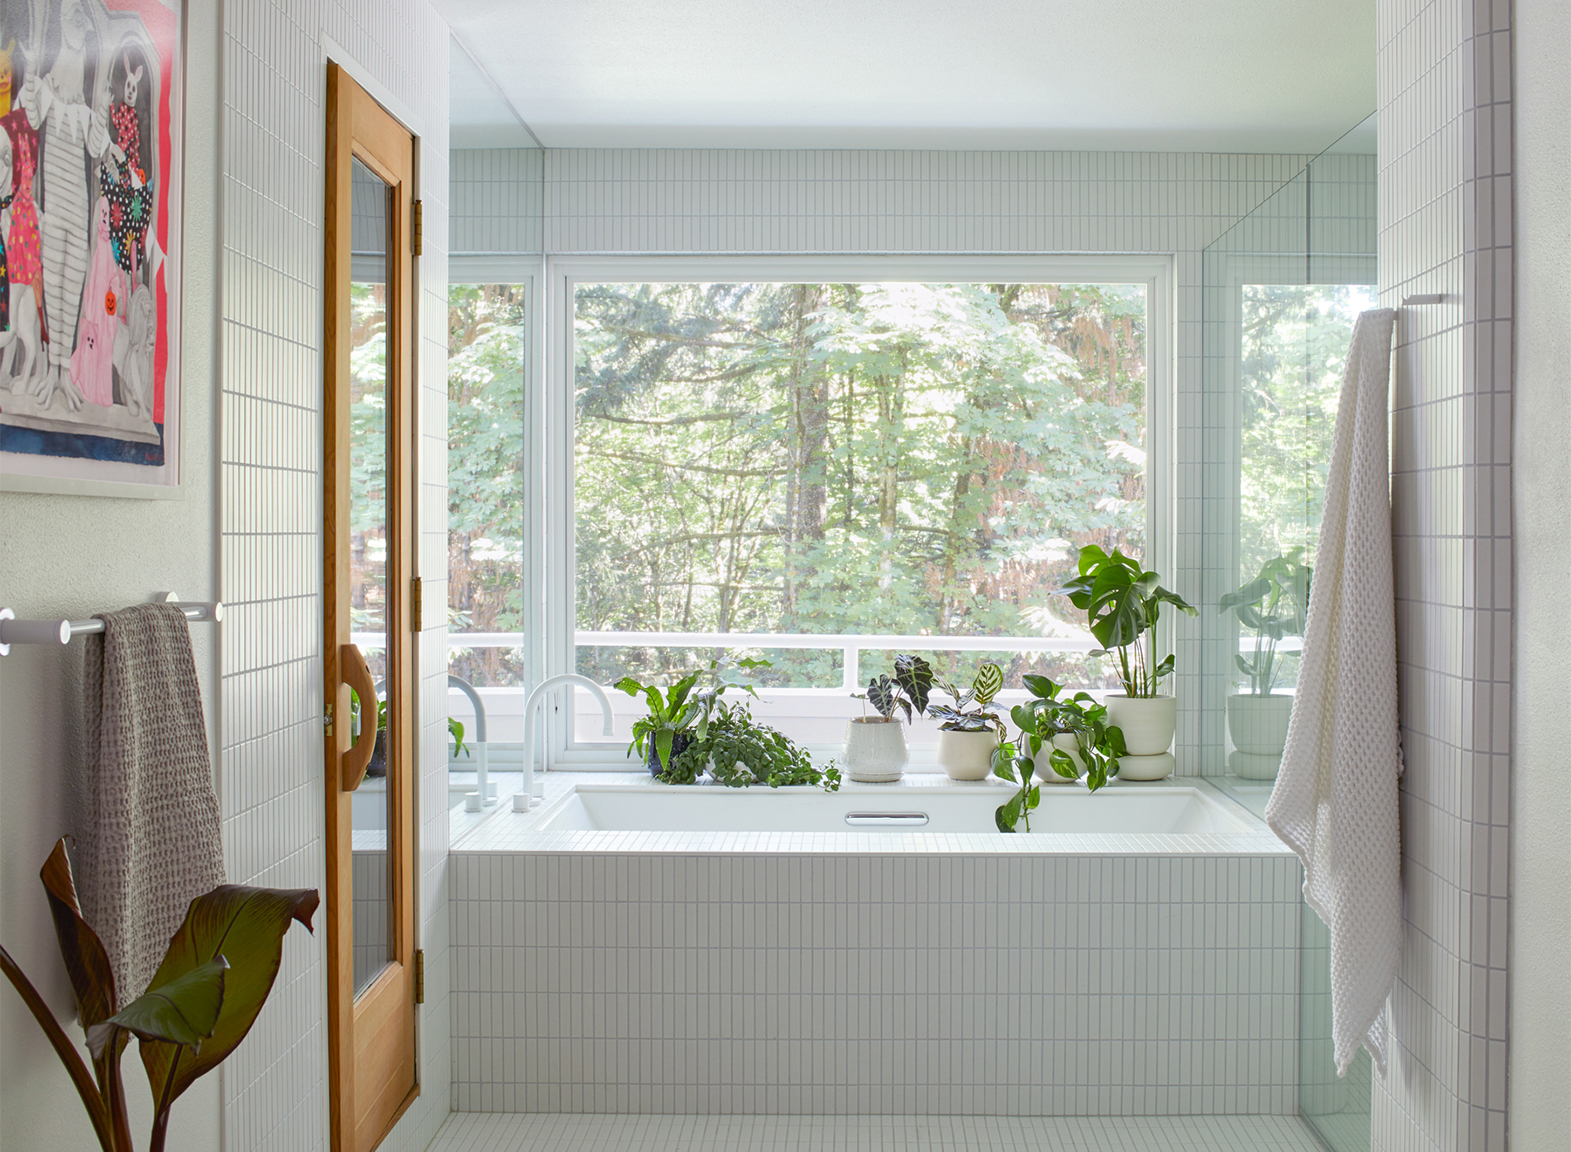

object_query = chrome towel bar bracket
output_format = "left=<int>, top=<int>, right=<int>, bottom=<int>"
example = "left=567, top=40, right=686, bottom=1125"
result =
left=0, top=593, right=223, bottom=656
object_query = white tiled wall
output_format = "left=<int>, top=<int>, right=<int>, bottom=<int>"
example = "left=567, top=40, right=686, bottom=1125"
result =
left=217, top=1, right=451, bottom=1150
left=1373, top=0, right=1512, bottom=1149
left=449, top=848, right=1302, bottom=1115
left=452, top=148, right=544, bottom=254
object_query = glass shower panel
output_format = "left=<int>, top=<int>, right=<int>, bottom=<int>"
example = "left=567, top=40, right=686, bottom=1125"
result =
left=1202, top=112, right=1377, bottom=1152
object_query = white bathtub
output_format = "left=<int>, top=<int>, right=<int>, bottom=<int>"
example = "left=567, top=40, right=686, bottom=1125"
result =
left=535, top=779, right=1256, bottom=835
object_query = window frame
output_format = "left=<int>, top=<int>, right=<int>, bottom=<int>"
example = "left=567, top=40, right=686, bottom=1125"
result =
left=544, top=253, right=1175, bottom=769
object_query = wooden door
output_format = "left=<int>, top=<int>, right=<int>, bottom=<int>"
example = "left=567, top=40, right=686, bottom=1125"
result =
left=323, top=61, right=418, bottom=1152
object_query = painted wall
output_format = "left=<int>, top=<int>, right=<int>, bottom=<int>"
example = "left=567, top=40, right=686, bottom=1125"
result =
left=1373, top=0, right=1514, bottom=1149
left=217, top=2, right=452, bottom=1151
left=1509, top=0, right=1570, bottom=1144
left=0, top=1, right=223, bottom=1148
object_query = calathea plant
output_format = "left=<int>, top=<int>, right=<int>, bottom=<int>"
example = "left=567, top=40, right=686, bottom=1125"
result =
left=854, top=653, right=934, bottom=724
left=616, top=658, right=768, bottom=774
left=1061, top=545, right=1197, bottom=698
left=1219, top=550, right=1311, bottom=695
left=927, top=661, right=1006, bottom=735
left=1, top=841, right=317, bottom=1152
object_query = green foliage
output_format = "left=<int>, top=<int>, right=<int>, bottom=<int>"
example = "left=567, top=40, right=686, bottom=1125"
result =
left=1219, top=550, right=1312, bottom=695
left=656, top=701, right=841, bottom=792
left=616, top=659, right=766, bottom=772
left=448, top=716, right=467, bottom=758
left=989, top=741, right=1040, bottom=833
left=1012, top=674, right=1128, bottom=793
left=1061, top=545, right=1196, bottom=698
left=2, top=840, right=316, bottom=1152
left=571, top=281, right=1149, bottom=691
left=855, top=653, right=934, bottom=723
left=927, top=660, right=1006, bottom=733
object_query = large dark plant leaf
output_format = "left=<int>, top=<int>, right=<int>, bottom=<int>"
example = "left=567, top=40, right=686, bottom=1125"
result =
left=893, top=654, right=933, bottom=716
left=39, top=839, right=118, bottom=1028
left=87, top=958, right=227, bottom=1061
left=138, top=885, right=318, bottom=1108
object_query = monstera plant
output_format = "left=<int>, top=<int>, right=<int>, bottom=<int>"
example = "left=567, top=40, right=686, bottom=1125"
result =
left=0, top=840, right=318, bottom=1152
left=1218, top=549, right=1312, bottom=767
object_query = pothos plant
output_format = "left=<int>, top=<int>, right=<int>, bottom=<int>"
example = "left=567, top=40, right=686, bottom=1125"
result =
left=1061, top=545, right=1197, bottom=698
left=1219, top=549, right=1311, bottom=695
left=0, top=840, right=318, bottom=1152
left=927, top=661, right=1006, bottom=735
left=990, top=676, right=1129, bottom=831
left=657, top=700, right=842, bottom=792
left=616, top=658, right=769, bottom=774
left=853, top=653, right=934, bottom=724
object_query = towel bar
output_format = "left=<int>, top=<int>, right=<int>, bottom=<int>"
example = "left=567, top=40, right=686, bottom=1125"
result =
left=0, top=594, right=223, bottom=656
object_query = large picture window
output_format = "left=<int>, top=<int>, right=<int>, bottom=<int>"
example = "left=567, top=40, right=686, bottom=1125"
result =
left=548, top=257, right=1173, bottom=758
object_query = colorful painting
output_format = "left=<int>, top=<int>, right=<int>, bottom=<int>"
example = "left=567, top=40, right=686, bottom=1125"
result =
left=0, top=0, right=181, bottom=494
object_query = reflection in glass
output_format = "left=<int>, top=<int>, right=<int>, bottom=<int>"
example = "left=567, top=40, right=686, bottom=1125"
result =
left=348, top=156, right=395, bottom=998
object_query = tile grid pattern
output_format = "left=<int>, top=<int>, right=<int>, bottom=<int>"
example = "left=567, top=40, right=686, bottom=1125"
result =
left=449, top=850, right=1303, bottom=1115
left=1374, top=0, right=1513, bottom=1150
left=542, top=148, right=1319, bottom=776
left=452, top=148, right=545, bottom=253
left=218, top=1, right=451, bottom=1150
left=428, top=1112, right=1333, bottom=1152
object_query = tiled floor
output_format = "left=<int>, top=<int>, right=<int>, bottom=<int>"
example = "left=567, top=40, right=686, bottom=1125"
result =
left=427, top=1113, right=1332, bottom=1151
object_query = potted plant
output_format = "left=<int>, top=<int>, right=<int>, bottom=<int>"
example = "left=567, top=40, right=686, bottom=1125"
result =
left=1061, top=544, right=1197, bottom=756
left=655, top=699, right=841, bottom=792
left=1219, top=550, right=1310, bottom=765
left=2, top=840, right=317, bottom=1152
left=927, top=661, right=1006, bottom=780
left=616, top=659, right=766, bottom=776
left=845, top=654, right=933, bottom=782
left=1011, top=674, right=1128, bottom=789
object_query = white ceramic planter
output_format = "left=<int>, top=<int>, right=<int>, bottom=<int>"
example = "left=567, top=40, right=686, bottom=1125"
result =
left=1228, top=750, right=1283, bottom=780
left=936, top=729, right=1000, bottom=781
left=1033, top=733, right=1086, bottom=784
left=1117, top=751, right=1175, bottom=781
left=1105, top=694, right=1177, bottom=755
left=842, top=718, right=909, bottom=782
left=1226, top=693, right=1294, bottom=756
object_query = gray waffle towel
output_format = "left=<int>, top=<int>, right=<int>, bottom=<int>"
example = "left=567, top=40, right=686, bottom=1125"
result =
left=78, top=603, right=225, bottom=999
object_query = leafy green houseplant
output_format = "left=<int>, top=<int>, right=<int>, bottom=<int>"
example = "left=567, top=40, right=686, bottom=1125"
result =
left=928, top=661, right=1006, bottom=780
left=1219, top=550, right=1311, bottom=764
left=844, top=654, right=934, bottom=782
left=1061, top=545, right=1196, bottom=761
left=1, top=841, right=318, bottom=1152
left=655, top=700, right=841, bottom=791
left=616, top=659, right=767, bottom=775
left=990, top=679, right=1130, bottom=831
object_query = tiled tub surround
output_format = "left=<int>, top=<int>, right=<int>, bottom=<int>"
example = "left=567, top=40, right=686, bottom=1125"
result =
left=450, top=775, right=1300, bottom=1115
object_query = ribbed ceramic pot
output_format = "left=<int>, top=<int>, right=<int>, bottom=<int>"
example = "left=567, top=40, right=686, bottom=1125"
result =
left=936, top=729, right=1000, bottom=781
left=1116, top=751, right=1175, bottom=781
left=1033, top=733, right=1086, bottom=784
left=842, top=718, right=909, bottom=782
left=1104, top=694, right=1177, bottom=755
left=1226, top=693, right=1294, bottom=756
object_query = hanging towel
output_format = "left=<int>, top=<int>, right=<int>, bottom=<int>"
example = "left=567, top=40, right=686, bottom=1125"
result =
left=77, top=603, right=225, bottom=1000
left=1266, top=307, right=1401, bottom=1077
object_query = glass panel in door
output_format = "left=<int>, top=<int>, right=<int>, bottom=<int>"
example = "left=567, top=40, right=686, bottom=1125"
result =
left=348, top=155, right=394, bottom=998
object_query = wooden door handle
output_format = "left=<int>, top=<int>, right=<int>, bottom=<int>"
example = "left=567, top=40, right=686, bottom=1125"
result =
left=341, top=642, right=378, bottom=792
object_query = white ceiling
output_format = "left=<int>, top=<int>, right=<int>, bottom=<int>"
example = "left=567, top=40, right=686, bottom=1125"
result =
left=439, top=0, right=1376, bottom=154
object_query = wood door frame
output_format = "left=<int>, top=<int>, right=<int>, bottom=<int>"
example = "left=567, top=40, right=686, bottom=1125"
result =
left=323, top=60, right=419, bottom=1152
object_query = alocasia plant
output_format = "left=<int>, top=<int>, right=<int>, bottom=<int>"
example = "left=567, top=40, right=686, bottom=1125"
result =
left=1, top=839, right=318, bottom=1152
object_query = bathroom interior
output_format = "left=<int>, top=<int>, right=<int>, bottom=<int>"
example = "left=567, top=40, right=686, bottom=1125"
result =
left=0, top=0, right=1566, bottom=1151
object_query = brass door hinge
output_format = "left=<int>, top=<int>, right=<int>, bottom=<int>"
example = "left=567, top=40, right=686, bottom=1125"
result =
left=412, top=199, right=423, bottom=256
left=411, top=576, right=423, bottom=633
left=414, top=948, right=425, bottom=1004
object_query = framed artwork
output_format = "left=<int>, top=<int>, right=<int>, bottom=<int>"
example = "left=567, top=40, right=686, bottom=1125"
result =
left=0, top=0, right=182, bottom=497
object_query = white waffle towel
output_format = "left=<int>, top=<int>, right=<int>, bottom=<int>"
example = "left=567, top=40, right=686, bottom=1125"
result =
left=1266, top=307, right=1401, bottom=1077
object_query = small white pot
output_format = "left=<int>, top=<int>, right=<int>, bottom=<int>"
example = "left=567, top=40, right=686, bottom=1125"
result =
left=842, top=718, right=909, bottom=782
left=1033, top=733, right=1086, bottom=784
left=1117, top=751, right=1175, bottom=781
left=1226, top=693, right=1294, bottom=756
left=936, top=729, right=1000, bottom=781
left=1105, top=694, right=1177, bottom=755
